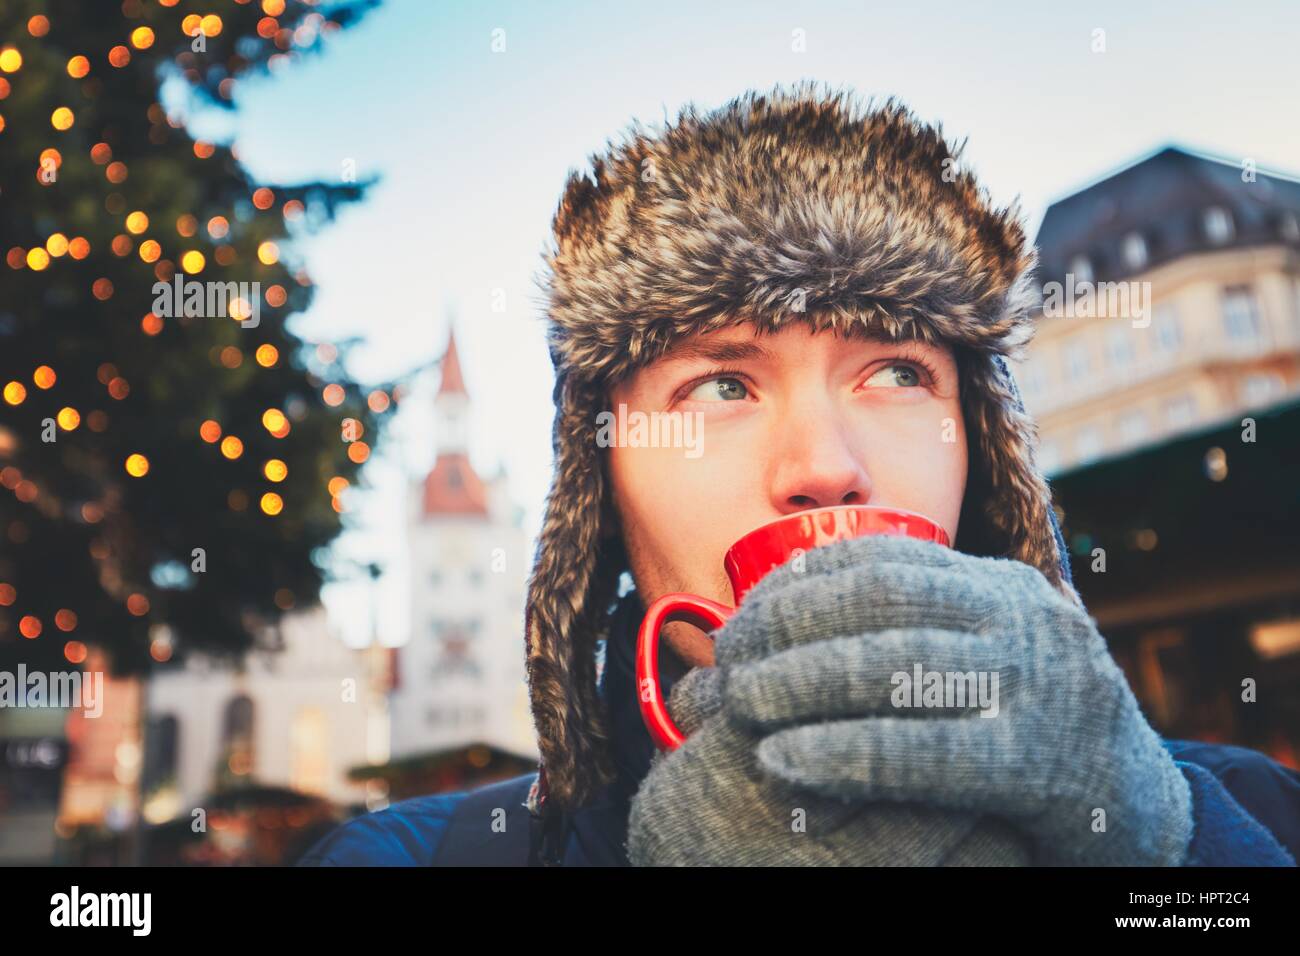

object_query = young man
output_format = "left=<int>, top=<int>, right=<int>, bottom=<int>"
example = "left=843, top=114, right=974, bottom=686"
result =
left=299, top=86, right=1299, bottom=867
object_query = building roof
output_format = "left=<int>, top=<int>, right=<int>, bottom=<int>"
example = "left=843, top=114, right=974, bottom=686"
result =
left=1034, top=146, right=1300, bottom=286
left=436, top=329, right=467, bottom=397
left=421, top=451, right=489, bottom=518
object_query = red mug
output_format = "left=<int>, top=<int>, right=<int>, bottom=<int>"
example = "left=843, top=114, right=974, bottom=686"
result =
left=636, top=504, right=951, bottom=751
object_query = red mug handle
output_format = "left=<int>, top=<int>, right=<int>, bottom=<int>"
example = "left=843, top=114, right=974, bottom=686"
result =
left=636, top=593, right=736, bottom=751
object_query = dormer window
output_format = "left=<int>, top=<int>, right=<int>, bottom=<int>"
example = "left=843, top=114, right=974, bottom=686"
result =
left=1203, top=206, right=1235, bottom=245
left=1121, top=232, right=1148, bottom=270
left=1068, top=255, right=1094, bottom=284
left=1280, top=212, right=1300, bottom=243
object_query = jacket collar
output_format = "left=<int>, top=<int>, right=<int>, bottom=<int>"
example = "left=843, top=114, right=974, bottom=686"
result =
left=598, top=588, right=673, bottom=804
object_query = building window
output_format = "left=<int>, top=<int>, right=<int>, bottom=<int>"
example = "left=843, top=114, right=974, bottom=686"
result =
left=221, top=694, right=256, bottom=781
left=1153, top=304, right=1182, bottom=352
left=1064, top=339, right=1091, bottom=381
left=143, top=714, right=179, bottom=797
left=1280, top=212, right=1300, bottom=243
left=1121, top=233, right=1148, bottom=270
left=1118, top=410, right=1149, bottom=445
left=290, top=707, right=329, bottom=796
left=1241, top=373, right=1284, bottom=406
left=1068, top=255, right=1094, bottom=284
left=1165, top=393, right=1198, bottom=428
left=1106, top=325, right=1136, bottom=367
left=1222, top=285, right=1263, bottom=342
left=1203, top=206, right=1235, bottom=245
left=1075, top=426, right=1104, bottom=463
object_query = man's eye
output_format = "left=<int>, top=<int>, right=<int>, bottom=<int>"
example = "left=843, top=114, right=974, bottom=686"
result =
left=685, top=376, right=749, bottom=402
left=864, top=364, right=922, bottom=388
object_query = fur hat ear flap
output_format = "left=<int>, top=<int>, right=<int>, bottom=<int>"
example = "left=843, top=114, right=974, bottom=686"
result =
left=958, top=351, right=1084, bottom=608
left=524, top=373, right=622, bottom=812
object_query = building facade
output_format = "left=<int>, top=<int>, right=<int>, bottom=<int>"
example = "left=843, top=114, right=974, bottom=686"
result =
left=388, top=331, right=536, bottom=760
left=142, top=606, right=387, bottom=821
left=1016, top=147, right=1300, bottom=474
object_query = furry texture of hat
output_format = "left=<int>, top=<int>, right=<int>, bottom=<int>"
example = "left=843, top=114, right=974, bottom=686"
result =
left=524, top=83, right=1081, bottom=817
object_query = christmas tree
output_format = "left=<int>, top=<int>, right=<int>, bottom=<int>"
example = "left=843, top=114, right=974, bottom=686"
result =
left=0, top=0, right=388, bottom=676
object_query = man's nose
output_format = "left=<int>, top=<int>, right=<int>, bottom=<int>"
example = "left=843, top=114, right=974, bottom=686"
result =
left=767, top=403, right=872, bottom=513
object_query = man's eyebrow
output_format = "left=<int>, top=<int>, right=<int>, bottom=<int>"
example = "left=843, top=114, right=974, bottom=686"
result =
left=655, top=339, right=777, bottom=366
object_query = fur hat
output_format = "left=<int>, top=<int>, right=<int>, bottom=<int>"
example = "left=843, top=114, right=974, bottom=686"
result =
left=524, top=83, right=1081, bottom=818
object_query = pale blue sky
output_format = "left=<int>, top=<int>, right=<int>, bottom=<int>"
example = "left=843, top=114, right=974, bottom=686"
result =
left=185, top=0, right=1300, bottom=645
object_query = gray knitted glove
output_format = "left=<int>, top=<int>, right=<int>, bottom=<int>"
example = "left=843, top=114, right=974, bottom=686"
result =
left=626, top=664, right=1033, bottom=866
left=716, top=533, right=1194, bottom=867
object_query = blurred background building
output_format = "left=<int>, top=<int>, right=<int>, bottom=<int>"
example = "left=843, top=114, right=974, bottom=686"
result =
left=1017, top=146, right=1300, bottom=767
left=378, top=330, right=537, bottom=797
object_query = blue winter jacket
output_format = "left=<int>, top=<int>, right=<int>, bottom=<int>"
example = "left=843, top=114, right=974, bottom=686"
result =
left=299, top=588, right=1299, bottom=867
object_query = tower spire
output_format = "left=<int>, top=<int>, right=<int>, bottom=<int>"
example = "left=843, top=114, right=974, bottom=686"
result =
left=437, top=329, right=467, bottom=397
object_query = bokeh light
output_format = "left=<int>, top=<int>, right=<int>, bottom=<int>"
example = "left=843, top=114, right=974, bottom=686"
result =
left=125, top=453, right=150, bottom=477
left=261, top=408, right=289, bottom=435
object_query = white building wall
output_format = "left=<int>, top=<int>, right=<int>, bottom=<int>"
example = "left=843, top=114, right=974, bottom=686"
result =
left=391, top=481, right=535, bottom=760
left=145, top=608, right=380, bottom=814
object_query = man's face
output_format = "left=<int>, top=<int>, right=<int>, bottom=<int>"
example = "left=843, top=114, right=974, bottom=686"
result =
left=606, top=321, right=967, bottom=670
